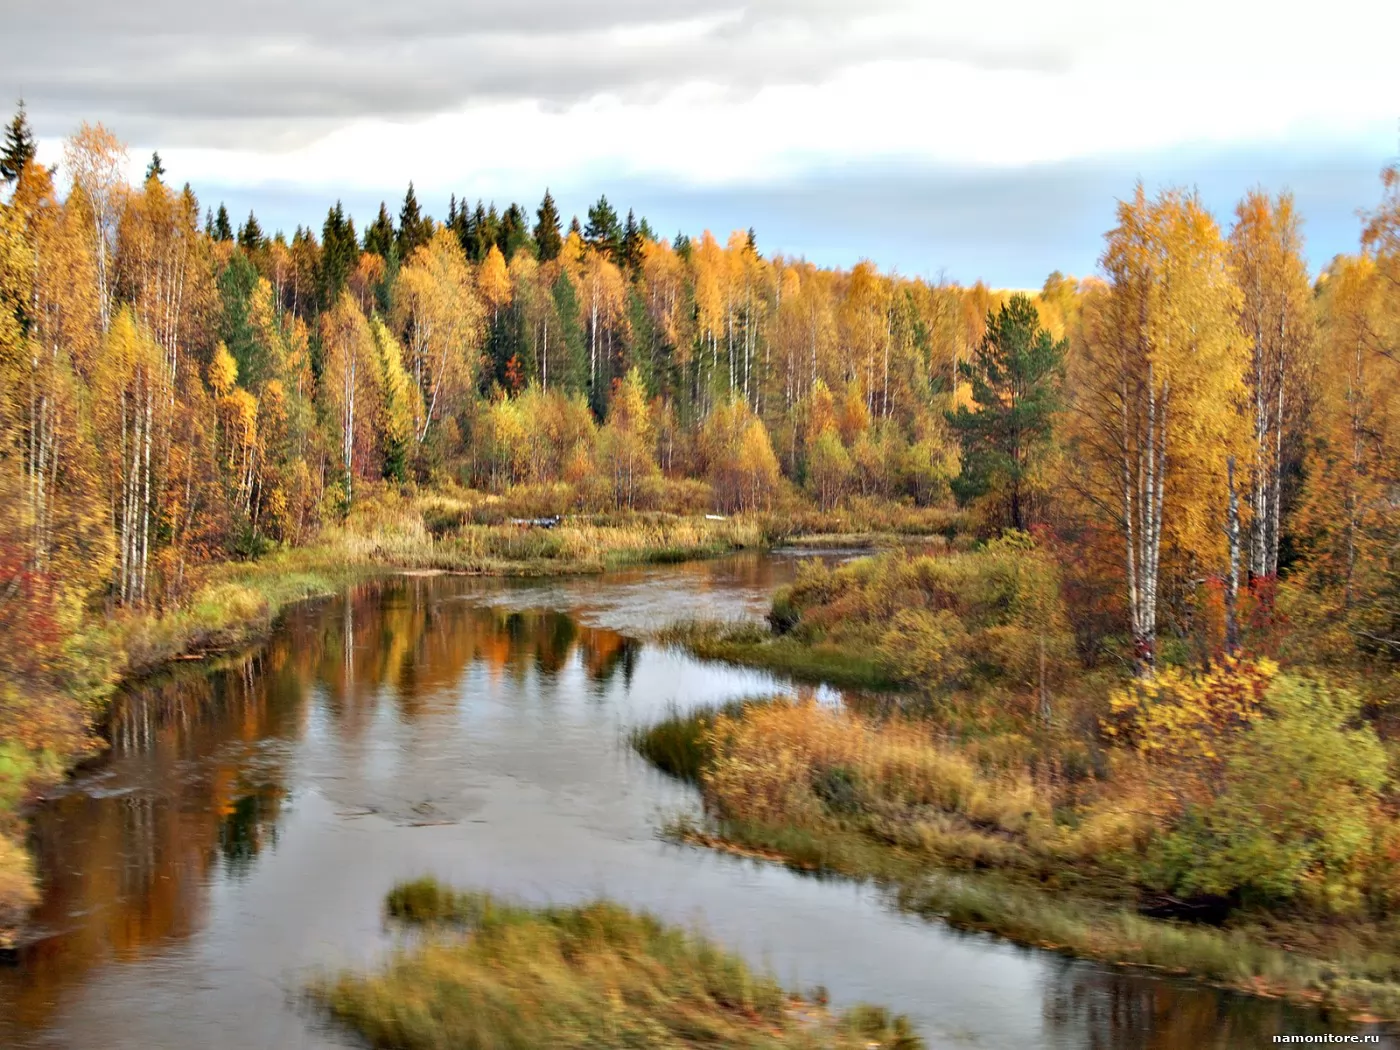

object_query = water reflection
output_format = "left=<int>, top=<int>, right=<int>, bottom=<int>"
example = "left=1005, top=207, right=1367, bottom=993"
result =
left=1041, top=958, right=1374, bottom=1049
left=0, top=564, right=1393, bottom=1049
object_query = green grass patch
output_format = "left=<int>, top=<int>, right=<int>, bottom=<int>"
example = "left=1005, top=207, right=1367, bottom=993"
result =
left=311, top=878, right=925, bottom=1049
left=657, top=621, right=903, bottom=691
left=629, top=700, right=766, bottom=784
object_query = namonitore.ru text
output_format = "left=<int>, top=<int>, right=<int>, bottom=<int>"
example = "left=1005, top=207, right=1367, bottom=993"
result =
left=1272, top=1036, right=1382, bottom=1044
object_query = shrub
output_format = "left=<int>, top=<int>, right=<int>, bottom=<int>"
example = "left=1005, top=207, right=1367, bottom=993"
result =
left=1144, top=675, right=1387, bottom=913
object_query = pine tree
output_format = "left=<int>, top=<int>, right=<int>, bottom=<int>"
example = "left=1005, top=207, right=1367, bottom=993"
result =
left=947, top=294, right=1066, bottom=531
left=145, top=151, right=165, bottom=182
left=621, top=209, right=643, bottom=272
left=238, top=210, right=265, bottom=253
left=212, top=203, right=234, bottom=242
left=0, top=99, right=37, bottom=185
left=535, top=189, right=563, bottom=262
left=364, top=201, right=396, bottom=259
left=585, top=195, right=622, bottom=260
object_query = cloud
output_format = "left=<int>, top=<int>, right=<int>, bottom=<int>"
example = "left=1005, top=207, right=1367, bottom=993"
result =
left=6, top=0, right=1395, bottom=284
left=5, top=0, right=1067, bottom=148
left=10, top=0, right=1396, bottom=160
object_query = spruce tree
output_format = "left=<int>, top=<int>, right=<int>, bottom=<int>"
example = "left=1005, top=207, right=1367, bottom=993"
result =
left=745, top=227, right=758, bottom=255
left=673, top=232, right=692, bottom=262
left=364, top=201, right=396, bottom=259
left=946, top=294, right=1066, bottom=531
left=585, top=195, right=621, bottom=260
left=214, top=204, right=234, bottom=243
left=319, top=201, right=357, bottom=309
left=397, top=182, right=432, bottom=261
left=145, top=151, right=166, bottom=182
left=534, top=189, right=563, bottom=262
left=467, top=202, right=492, bottom=262
left=482, top=204, right=501, bottom=257
left=568, top=216, right=583, bottom=239
left=621, top=209, right=643, bottom=272
left=638, top=217, right=656, bottom=243
left=449, top=197, right=473, bottom=258
left=500, top=202, right=530, bottom=259
left=0, top=99, right=37, bottom=185
left=238, top=210, right=265, bottom=252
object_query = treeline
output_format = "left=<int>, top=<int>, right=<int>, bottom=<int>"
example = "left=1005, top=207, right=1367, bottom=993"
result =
left=3, top=103, right=1400, bottom=683
left=0, top=112, right=1006, bottom=618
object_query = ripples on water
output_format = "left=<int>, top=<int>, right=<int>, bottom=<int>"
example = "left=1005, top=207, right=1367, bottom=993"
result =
left=0, top=554, right=1391, bottom=1049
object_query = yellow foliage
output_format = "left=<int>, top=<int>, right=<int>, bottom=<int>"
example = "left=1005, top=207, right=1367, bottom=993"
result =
left=1104, top=656, right=1277, bottom=763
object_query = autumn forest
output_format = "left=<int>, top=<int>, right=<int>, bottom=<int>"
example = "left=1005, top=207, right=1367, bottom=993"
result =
left=6, top=97, right=1400, bottom=1025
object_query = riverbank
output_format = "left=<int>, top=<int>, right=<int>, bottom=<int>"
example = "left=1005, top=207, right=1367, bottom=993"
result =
left=310, top=877, right=925, bottom=1049
left=1, top=503, right=776, bottom=949
left=2, top=496, right=971, bottom=948
left=631, top=698, right=1400, bottom=1021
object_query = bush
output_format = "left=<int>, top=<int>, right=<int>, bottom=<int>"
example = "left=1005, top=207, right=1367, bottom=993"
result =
left=1144, top=675, right=1387, bottom=913
left=769, top=537, right=1072, bottom=692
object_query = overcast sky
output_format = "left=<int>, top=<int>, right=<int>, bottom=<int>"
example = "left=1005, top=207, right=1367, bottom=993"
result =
left=6, top=0, right=1398, bottom=286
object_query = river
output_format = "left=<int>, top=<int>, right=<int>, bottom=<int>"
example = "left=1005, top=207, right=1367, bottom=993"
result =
left=0, top=552, right=1391, bottom=1049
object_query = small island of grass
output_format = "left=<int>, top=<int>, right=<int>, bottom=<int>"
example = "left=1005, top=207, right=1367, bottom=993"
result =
left=310, top=877, right=924, bottom=1050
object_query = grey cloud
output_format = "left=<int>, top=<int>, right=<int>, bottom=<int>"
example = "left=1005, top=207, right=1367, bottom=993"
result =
left=4, top=0, right=1068, bottom=148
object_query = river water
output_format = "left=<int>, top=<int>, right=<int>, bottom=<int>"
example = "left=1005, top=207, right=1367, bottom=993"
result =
left=0, top=552, right=1392, bottom=1049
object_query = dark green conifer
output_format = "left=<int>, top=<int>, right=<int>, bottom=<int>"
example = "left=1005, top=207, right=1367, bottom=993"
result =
left=585, top=195, right=621, bottom=260
left=214, top=204, right=234, bottom=242
left=238, top=210, right=265, bottom=252
left=0, top=99, right=37, bottom=185
left=534, top=189, right=563, bottom=262
left=364, top=201, right=396, bottom=259
left=621, top=209, right=643, bottom=272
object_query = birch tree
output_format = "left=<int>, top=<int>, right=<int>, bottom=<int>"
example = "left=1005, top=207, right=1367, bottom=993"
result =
left=1075, top=186, right=1248, bottom=674
left=392, top=229, right=483, bottom=445
left=1228, top=190, right=1316, bottom=581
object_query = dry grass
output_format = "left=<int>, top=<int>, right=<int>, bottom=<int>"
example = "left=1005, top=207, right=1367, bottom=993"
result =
left=704, top=699, right=1048, bottom=845
left=311, top=879, right=924, bottom=1050
left=635, top=699, right=1400, bottom=1017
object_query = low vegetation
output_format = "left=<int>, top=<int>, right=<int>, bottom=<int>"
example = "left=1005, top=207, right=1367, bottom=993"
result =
left=634, top=541, right=1400, bottom=1016
left=311, top=878, right=924, bottom=1049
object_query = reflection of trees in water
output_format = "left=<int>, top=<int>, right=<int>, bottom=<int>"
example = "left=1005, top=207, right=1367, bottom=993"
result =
left=12, top=572, right=651, bottom=1027
left=218, top=785, right=284, bottom=878
left=1041, top=958, right=1385, bottom=1049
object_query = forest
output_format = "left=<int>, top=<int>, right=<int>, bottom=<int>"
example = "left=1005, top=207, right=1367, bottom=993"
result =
left=4, top=98, right=1400, bottom=1013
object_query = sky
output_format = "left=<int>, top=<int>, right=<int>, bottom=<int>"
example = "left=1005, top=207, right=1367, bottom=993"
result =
left=6, top=0, right=1398, bottom=287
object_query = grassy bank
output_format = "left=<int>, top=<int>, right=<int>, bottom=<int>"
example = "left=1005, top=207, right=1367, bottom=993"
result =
left=631, top=699, right=1400, bottom=1019
left=310, top=877, right=924, bottom=1049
